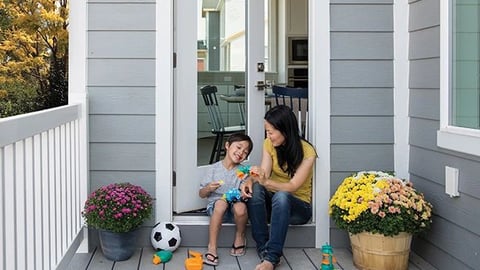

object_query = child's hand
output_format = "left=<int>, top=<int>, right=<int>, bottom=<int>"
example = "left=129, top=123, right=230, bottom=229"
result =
left=208, top=181, right=222, bottom=192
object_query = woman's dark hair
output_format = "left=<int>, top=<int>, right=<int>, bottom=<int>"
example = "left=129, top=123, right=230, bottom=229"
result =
left=226, top=132, right=253, bottom=157
left=264, top=105, right=306, bottom=177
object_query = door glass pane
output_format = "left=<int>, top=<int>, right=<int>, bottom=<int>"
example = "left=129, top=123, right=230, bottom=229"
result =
left=452, top=1, right=480, bottom=129
left=197, top=0, right=247, bottom=166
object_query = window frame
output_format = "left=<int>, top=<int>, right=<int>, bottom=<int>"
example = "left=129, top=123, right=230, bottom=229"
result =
left=438, top=0, right=480, bottom=157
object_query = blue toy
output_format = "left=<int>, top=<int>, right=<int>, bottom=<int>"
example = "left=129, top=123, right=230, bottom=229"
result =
left=222, top=188, right=241, bottom=203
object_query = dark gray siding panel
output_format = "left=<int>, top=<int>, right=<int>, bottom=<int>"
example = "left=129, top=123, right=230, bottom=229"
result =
left=409, top=89, right=439, bottom=120
left=409, top=118, right=439, bottom=150
left=409, top=58, right=439, bottom=89
left=409, top=0, right=480, bottom=267
left=409, top=0, right=439, bottom=31
left=331, top=117, right=394, bottom=143
left=409, top=27, right=439, bottom=60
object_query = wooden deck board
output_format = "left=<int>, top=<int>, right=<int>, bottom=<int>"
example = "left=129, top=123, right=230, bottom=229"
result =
left=67, top=246, right=437, bottom=270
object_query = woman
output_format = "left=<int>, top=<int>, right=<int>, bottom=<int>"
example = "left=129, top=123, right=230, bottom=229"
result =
left=241, top=105, right=317, bottom=270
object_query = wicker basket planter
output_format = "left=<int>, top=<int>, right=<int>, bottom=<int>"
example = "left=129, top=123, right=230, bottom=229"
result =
left=349, top=232, right=412, bottom=270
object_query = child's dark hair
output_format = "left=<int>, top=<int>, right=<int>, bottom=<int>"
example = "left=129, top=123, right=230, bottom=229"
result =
left=264, top=105, right=313, bottom=177
left=226, top=132, right=253, bottom=157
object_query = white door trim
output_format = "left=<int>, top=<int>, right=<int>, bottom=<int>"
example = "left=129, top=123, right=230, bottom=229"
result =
left=155, top=0, right=174, bottom=222
left=310, top=0, right=331, bottom=247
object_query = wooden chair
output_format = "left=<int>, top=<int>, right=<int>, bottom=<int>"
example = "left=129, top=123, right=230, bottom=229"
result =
left=200, top=85, right=245, bottom=164
left=272, top=85, right=309, bottom=139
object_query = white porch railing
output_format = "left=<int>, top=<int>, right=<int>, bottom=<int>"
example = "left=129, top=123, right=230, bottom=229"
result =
left=0, top=104, right=87, bottom=270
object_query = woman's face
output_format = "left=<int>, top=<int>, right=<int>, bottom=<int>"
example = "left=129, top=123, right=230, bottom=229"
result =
left=264, top=120, right=285, bottom=147
left=225, top=140, right=251, bottom=163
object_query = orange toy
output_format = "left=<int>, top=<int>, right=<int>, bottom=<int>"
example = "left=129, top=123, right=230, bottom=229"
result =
left=184, top=250, right=203, bottom=270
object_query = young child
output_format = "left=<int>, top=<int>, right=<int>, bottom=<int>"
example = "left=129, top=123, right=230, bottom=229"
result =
left=198, top=132, right=253, bottom=266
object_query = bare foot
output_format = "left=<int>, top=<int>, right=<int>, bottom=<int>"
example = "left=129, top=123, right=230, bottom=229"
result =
left=255, top=260, right=274, bottom=270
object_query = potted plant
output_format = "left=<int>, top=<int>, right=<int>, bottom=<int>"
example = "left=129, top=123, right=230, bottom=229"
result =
left=82, top=182, right=153, bottom=261
left=328, top=171, right=433, bottom=270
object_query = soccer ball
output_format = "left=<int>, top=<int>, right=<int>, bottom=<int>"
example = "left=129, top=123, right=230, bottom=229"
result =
left=151, top=221, right=182, bottom=252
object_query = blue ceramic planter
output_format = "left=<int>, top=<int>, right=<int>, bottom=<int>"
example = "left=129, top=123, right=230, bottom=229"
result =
left=98, top=229, right=138, bottom=261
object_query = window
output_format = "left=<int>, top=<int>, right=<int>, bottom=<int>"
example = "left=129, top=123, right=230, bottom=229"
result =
left=438, top=0, right=480, bottom=156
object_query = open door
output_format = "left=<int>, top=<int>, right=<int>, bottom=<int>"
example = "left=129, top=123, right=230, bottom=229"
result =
left=174, top=0, right=267, bottom=213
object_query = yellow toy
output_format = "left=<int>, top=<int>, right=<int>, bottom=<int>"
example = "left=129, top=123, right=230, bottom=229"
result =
left=184, top=250, right=203, bottom=270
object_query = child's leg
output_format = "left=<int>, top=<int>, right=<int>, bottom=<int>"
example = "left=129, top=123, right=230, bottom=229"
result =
left=231, top=202, right=248, bottom=255
left=208, top=199, right=228, bottom=253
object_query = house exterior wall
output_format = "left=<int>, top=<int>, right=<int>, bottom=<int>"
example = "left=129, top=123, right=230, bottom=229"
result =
left=87, top=0, right=157, bottom=229
left=408, top=1, right=480, bottom=269
left=329, top=0, right=395, bottom=247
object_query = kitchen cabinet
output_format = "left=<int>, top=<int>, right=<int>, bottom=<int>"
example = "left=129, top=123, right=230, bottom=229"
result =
left=286, top=0, right=308, bottom=36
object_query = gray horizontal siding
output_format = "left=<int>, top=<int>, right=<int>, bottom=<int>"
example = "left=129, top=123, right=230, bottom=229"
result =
left=330, top=4, right=393, bottom=31
left=87, top=0, right=157, bottom=216
left=89, top=115, right=155, bottom=142
left=88, top=87, right=155, bottom=114
left=331, top=88, right=393, bottom=115
left=331, top=116, right=394, bottom=143
left=409, top=58, right=439, bottom=89
left=409, top=0, right=439, bottom=31
left=331, top=144, right=394, bottom=172
left=331, top=60, right=394, bottom=87
left=89, top=143, right=155, bottom=171
left=331, top=32, right=393, bottom=59
left=409, top=89, right=439, bottom=120
left=88, top=32, right=155, bottom=58
left=88, top=59, right=155, bottom=86
left=329, top=1, right=395, bottom=247
left=88, top=3, right=155, bottom=30
left=409, top=27, right=440, bottom=60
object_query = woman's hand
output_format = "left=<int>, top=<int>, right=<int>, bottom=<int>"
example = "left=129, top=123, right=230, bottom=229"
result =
left=250, top=166, right=268, bottom=185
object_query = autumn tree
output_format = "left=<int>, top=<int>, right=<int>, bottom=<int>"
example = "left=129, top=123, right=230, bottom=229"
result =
left=0, top=0, right=68, bottom=117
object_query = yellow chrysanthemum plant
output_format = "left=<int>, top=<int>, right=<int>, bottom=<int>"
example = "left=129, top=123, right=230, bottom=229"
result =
left=328, top=171, right=433, bottom=237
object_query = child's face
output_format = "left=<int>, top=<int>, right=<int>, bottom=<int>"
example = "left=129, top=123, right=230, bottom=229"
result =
left=225, top=140, right=251, bottom=164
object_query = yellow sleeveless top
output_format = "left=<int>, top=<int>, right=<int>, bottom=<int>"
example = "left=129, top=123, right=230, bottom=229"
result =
left=264, top=138, right=316, bottom=203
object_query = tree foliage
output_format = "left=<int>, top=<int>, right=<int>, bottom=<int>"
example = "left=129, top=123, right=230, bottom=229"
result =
left=0, top=0, right=68, bottom=117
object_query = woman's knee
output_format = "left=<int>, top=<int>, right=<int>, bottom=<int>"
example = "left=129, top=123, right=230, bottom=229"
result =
left=272, top=191, right=291, bottom=207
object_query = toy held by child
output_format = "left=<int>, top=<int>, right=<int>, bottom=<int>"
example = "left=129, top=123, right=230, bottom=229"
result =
left=222, top=188, right=241, bottom=203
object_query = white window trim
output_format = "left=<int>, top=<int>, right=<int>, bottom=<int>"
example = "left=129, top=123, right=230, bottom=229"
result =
left=438, top=0, right=480, bottom=157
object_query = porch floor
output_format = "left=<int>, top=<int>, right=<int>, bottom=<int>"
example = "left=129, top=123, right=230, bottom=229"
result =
left=67, top=246, right=437, bottom=270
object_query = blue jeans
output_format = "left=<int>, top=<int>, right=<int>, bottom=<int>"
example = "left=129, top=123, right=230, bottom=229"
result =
left=247, top=182, right=312, bottom=265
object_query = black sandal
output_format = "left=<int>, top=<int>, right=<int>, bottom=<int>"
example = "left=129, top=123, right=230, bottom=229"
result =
left=203, top=252, right=219, bottom=266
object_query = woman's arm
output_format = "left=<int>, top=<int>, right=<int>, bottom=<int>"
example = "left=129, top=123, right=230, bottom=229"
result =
left=252, top=155, right=315, bottom=193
